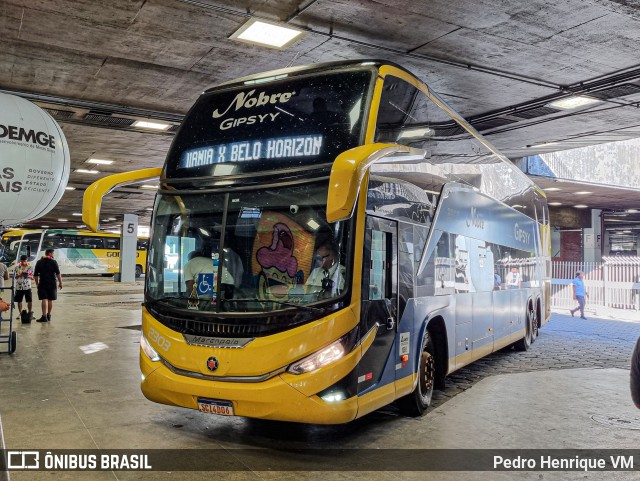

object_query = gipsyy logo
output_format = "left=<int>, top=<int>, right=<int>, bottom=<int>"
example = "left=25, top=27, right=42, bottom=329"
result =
left=515, top=223, right=531, bottom=244
left=0, top=124, right=56, bottom=149
left=466, top=206, right=485, bottom=229
left=212, top=89, right=295, bottom=118
left=206, top=356, right=219, bottom=372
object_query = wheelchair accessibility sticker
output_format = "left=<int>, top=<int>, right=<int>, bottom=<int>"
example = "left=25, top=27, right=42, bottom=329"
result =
left=197, top=273, right=216, bottom=295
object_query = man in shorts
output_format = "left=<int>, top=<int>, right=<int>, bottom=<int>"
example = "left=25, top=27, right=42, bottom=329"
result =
left=34, top=248, right=63, bottom=322
left=15, top=255, right=34, bottom=322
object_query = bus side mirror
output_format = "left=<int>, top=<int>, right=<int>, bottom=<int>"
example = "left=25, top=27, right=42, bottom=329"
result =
left=326, top=144, right=411, bottom=223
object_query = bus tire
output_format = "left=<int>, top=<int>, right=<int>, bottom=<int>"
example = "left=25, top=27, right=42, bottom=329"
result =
left=514, top=308, right=533, bottom=351
left=135, top=265, right=143, bottom=278
left=530, top=302, right=539, bottom=343
left=397, top=330, right=435, bottom=417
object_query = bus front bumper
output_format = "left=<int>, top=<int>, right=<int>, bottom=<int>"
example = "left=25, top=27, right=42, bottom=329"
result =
left=140, top=352, right=359, bottom=424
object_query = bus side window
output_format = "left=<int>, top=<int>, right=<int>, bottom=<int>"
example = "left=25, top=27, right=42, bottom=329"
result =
left=104, top=238, right=120, bottom=250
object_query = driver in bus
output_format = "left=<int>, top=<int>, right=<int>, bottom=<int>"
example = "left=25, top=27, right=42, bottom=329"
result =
left=305, top=240, right=345, bottom=297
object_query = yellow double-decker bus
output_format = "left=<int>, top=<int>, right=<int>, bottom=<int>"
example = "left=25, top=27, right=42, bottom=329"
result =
left=85, top=60, right=550, bottom=424
left=0, top=229, right=148, bottom=278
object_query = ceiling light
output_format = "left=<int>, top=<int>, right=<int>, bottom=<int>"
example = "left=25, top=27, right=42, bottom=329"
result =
left=72, top=213, right=82, bottom=216
left=544, top=187, right=561, bottom=191
left=41, top=225, right=49, bottom=228
left=574, top=205, right=588, bottom=208
left=528, top=141, right=558, bottom=149
left=548, top=96, right=600, bottom=110
left=575, top=191, right=592, bottom=195
left=307, top=219, right=320, bottom=230
left=548, top=202, right=562, bottom=206
left=75, top=169, right=99, bottom=174
left=65, top=186, right=76, bottom=190
left=230, top=18, right=305, bottom=49
left=87, top=158, right=114, bottom=165
left=140, top=184, right=158, bottom=189
left=133, top=120, right=171, bottom=130
left=398, top=127, right=434, bottom=139
left=627, top=209, right=639, bottom=213
left=58, top=218, right=68, bottom=221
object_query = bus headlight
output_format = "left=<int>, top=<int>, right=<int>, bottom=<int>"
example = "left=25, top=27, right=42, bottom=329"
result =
left=140, top=333, right=160, bottom=362
left=287, top=330, right=358, bottom=375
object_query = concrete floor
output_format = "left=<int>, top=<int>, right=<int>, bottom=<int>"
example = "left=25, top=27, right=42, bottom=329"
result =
left=1, top=277, right=639, bottom=480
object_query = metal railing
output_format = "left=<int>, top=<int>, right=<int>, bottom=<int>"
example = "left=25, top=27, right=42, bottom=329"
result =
left=552, top=257, right=640, bottom=310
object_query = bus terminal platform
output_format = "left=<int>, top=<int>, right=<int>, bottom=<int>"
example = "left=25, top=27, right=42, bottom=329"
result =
left=1, top=276, right=639, bottom=480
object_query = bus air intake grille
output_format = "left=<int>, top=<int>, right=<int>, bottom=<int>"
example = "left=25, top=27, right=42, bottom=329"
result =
left=149, top=308, right=313, bottom=338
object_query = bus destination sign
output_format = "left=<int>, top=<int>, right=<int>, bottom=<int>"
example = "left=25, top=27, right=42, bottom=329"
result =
left=179, top=134, right=323, bottom=169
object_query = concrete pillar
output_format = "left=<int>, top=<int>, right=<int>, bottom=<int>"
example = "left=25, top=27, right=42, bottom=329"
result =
left=583, top=209, right=602, bottom=262
left=118, top=214, right=138, bottom=283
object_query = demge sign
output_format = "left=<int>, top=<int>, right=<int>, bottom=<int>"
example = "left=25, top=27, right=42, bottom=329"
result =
left=0, top=93, right=70, bottom=227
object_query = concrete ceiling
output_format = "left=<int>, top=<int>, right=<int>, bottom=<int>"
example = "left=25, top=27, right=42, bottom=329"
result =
left=4, top=0, right=640, bottom=230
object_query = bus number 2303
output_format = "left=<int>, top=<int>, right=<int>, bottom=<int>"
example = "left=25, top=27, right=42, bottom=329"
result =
left=147, top=327, right=171, bottom=352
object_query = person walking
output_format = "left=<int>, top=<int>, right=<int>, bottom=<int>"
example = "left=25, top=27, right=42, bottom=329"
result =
left=569, top=270, right=588, bottom=319
left=34, top=248, right=63, bottom=322
left=14, top=255, right=34, bottom=322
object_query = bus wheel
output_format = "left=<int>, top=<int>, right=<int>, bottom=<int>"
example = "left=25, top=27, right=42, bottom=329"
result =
left=397, top=331, right=435, bottom=417
left=514, top=309, right=533, bottom=351
left=530, top=304, right=539, bottom=343
left=135, top=265, right=143, bottom=278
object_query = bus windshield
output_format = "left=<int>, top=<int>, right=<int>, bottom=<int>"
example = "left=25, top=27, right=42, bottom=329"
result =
left=146, top=180, right=352, bottom=318
left=164, top=69, right=373, bottom=179
left=0, top=234, right=19, bottom=264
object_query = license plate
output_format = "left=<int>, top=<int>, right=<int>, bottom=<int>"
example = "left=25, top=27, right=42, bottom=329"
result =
left=197, top=398, right=234, bottom=416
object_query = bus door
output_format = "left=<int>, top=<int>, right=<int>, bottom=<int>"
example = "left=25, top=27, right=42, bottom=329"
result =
left=357, top=216, right=398, bottom=395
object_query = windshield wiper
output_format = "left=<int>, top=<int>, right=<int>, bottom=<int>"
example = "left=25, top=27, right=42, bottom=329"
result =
left=231, top=298, right=322, bottom=312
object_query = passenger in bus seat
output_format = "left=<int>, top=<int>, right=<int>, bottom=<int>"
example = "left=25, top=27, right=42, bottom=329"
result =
left=506, top=267, right=522, bottom=289
left=184, top=243, right=243, bottom=306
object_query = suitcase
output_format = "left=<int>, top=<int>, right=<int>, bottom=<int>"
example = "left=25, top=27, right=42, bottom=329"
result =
left=20, top=310, right=32, bottom=324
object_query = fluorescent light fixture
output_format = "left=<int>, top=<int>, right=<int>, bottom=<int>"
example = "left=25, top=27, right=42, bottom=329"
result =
left=574, top=204, right=588, bottom=208
left=544, top=187, right=561, bottom=191
left=307, top=219, right=320, bottom=231
left=75, top=169, right=99, bottom=174
left=72, top=213, right=82, bottom=216
left=398, top=127, right=433, bottom=140
left=108, top=217, right=117, bottom=221
left=140, top=184, right=158, bottom=189
left=548, top=202, right=562, bottom=206
left=548, top=96, right=600, bottom=110
left=65, top=186, right=76, bottom=190
left=528, top=141, right=559, bottom=148
left=41, top=225, right=49, bottom=228
left=133, top=120, right=171, bottom=130
left=86, top=158, right=114, bottom=165
left=627, top=209, right=639, bottom=213
left=57, top=218, right=68, bottom=222
left=230, top=18, right=305, bottom=49
left=575, top=191, right=592, bottom=195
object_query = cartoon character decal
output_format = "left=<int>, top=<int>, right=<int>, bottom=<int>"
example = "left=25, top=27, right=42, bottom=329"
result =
left=252, top=212, right=314, bottom=300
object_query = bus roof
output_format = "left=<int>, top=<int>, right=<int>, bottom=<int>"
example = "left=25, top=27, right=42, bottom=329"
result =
left=207, top=59, right=408, bottom=92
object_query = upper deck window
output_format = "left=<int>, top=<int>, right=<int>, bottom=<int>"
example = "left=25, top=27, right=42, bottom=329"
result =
left=165, top=69, right=373, bottom=179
